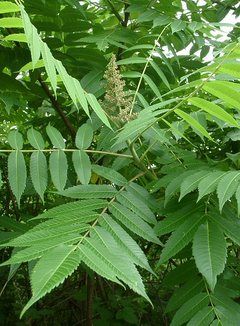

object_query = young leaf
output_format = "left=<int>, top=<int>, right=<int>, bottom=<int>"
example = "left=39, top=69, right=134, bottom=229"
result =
left=75, top=123, right=93, bottom=149
left=72, top=150, right=91, bottom=185
left=46, top=125, right=65, bottom=149
left=217, top=171, right=240, bottom=212
left=20, top=245, right=81, bottom=317
left=27, top=128, right=45, bottom=150
left=8, top=151, right=27, bottom=207
left=49, top=150, right=68, bottom=191
left=30, top=151, right=48, bottom=202
left=193, top=221, right=227, bottom=291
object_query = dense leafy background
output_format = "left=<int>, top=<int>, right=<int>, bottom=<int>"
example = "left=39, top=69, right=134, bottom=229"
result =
left=0, top=0, right=240, bottom=325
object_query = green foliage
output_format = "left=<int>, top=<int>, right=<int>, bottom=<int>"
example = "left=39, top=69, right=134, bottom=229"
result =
left=1, top=0, right=240, bottom=324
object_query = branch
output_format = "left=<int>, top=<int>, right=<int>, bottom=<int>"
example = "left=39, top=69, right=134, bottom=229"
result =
left=38, top=77, right=76, bottom=139
left=103, top=0, right=125, bottom=25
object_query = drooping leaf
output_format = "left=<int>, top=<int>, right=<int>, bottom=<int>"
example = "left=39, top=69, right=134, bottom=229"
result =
left=30, top=151, right=48, bottom=202
left=8, top=151, right=27, bottom=207
left=193, top=221, right=227, bottom=291
left=49, top=150, right=68, bottom=191
left=72, top=150, right=91, bottom=185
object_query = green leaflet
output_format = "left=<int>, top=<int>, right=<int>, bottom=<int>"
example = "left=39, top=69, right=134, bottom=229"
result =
left=211, top=292, right=240, bottom=325
left=155, top=203, right=204, bottom=236
left=27, top=128, right=45, bottom=150
left=72, top=150, right=91, bottom=185
left=92, top=165, right=127, bottom=186
left=8, top=130, right=23, bottom=150
left=203, top=81, right=240, bottom=111
left=60, top=184, right=117, bottom=198
left=21, top=245, right=81, bottom=317
left=197, top=171, right=225, bottom=202
left=164, top=170, right=193, bottom=205
left=116, top=57, right=147, bottom=65
left=33, top=199, right=106, bottom=220
left=46, top=125, right=65, bottom=149
left=171, top=293, right=209, bottom=326
left=210, top=212, right=240, bottom=246
left=99, top=214, right=152, bottom=272
left=0, top=2, right=20, bottom=13
left=8, top=151, right=27, bottom=207
left=187, top=306, right=215, bottom=326
left=6, top=223, right=89, bottom=247
left=0, top=216, right=28, bottom=233
left=4, top=33, right=27, bottom=43
left=217, top=171, right=240, bottom=212
left=166, top=277, right=204, bottom=313
left=193, top=221, right=227, bottom=291
left=143, top=74, right=162, bottom=99
left=189, top=97, right=239, bottom=127
left=109, top=202, right=161, bottom=244
left=80, top=237, right=150, bottom=303
left=1, top=234, right=83, bottom=265
left=179, top=170, right=208, bottom=201
left=20, top=6, right=41, bottom=67
left=49, top=150, right=68, bottom=191
left=175, top=109, right=212, bottom=140
left=116, top=191, right=156, bottom=224
left=159, top=213, right=206, bottom=264
left=150, top=61, right=170, bottom=89
left=0, top=17, right=23, bottom=28
left=30, top=151, right=48, bottom=202
left=236, top=184, right=240, bottom=216
left=75, top=123, right=93, bottom=149
left=86, top=93, right=111, bottom=129
left=41, top=42, right=57, bottom=96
